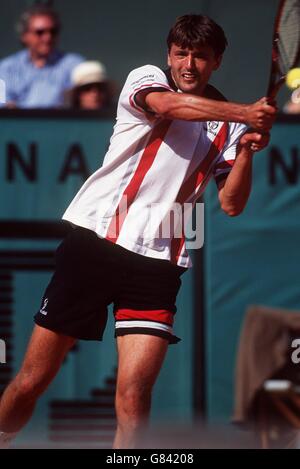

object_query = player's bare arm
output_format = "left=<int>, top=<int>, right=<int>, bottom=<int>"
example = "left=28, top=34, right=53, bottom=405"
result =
left=140, top=91, right=277, bottom=131
left=218, top=131, right=270, bottom=216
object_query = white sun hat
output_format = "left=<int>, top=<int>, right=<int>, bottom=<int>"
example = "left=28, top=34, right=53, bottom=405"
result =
left=71, top=61, right=108, bottom=87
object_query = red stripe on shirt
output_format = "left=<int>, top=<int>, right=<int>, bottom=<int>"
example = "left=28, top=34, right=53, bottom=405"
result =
left=177, top=123, right=228, bottom=204
left=106, top=119, right=171, bottom=243
left=170, top=123, right=228, bottom=264
left=114, top=308, right=174, bottom=325
left=170, top=235, right=186, bottom=266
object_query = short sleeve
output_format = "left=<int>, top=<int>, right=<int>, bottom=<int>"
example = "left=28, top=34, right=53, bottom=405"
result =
left=117, top=65, right=174, bottom=121
left=213, top=122, right=248, bottom=185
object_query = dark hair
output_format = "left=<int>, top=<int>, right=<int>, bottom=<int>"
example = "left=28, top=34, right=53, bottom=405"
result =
left=16, top=4, right=61, bottom=37
left=167, top=14, right=228, bottom=57
left=71, top=83, right=113, bottom=109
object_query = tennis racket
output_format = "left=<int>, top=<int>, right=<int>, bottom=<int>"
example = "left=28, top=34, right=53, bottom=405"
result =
left=267, top=0, right=300, bottom=98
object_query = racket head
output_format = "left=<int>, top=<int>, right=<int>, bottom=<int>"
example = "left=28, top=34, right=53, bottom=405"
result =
left=267, top=0, right=300, bottom=98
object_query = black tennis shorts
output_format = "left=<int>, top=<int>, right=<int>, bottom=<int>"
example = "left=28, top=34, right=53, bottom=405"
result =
left=34, top=225, right=187, bottom=344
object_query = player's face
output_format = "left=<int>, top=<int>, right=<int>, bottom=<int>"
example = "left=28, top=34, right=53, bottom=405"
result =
left=168, top=44, right=222, bottom=95
left=22, top=15, right=59, bottom=58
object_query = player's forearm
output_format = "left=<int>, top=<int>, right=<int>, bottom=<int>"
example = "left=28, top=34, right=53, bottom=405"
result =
left=153, top=92, right=248, bottom=123
left=219, top=147, right=253, bottom=216
left=145, top=92, right=276, bottom=130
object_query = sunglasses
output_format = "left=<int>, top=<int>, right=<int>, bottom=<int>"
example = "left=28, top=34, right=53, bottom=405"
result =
left=30, top=27, right=60, bottom=37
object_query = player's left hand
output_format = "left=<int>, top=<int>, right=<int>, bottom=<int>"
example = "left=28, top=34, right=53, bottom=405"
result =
left=239, top=131, right=270, bottom=152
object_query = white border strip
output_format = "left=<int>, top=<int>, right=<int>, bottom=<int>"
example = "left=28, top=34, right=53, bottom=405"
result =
left=115, top=320, right=173, bottom=334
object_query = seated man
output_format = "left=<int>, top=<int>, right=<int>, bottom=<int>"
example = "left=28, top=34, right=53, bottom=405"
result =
left=0, top=4, right=84, bottom=108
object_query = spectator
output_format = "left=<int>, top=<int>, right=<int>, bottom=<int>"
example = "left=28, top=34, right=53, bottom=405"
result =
left=283, top=88, right=300, bottom=114
left=0, top=4, right=84, bottom=108
left=68, top=61, right=114, bottom=110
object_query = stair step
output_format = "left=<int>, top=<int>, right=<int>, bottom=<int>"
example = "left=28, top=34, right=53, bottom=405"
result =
left=50, top=413, right=116, bottom=420
left=91, top=388, right=115, bottom=398
left=105, top=377, right=117, bottom=387
left=49, top=434, right=113, bottom=443
left=49, top=424, right=116, bottom=432
left=50, top=401, right=114, bottom=409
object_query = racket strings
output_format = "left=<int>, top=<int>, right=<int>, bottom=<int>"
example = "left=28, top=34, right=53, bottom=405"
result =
left=277, top=0, right=300, bottom=73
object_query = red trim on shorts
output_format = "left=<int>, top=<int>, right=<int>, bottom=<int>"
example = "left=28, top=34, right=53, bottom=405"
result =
left=114, top=308, right=174, bottom=326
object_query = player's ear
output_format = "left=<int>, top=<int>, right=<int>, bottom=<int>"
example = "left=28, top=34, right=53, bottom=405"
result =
left=213, top=55, right=223, bottom=71
left=167, top=52, right=171, bottom=67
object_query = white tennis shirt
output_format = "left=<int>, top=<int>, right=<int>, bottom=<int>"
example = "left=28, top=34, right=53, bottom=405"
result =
left=63, top=65, right=247, bottom=268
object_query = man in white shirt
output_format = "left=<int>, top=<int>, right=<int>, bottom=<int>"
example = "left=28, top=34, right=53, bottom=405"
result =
left=0, top=14, right=276, bottom=449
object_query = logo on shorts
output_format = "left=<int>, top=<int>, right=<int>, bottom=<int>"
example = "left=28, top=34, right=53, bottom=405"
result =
left=40, top=298, right=48, bottom=316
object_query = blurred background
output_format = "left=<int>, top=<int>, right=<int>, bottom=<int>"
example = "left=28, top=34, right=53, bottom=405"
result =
left=0, top=0, right=300, bottom=449
left=0, top=0, right=293, bottom=104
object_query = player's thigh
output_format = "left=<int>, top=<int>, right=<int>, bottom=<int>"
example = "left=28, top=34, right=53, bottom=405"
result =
left=19, top=324, right=76, bottom=383
left=116, top=334, right=168, bottom=394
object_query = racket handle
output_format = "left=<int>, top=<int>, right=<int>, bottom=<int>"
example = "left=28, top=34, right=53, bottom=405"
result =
left=267, top=76, right=285, bottom=99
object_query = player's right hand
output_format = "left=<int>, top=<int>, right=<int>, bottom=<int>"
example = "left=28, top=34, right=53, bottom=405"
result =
left=239, top=130, right=270, bottom=152
left=245, top=97, right=278, bottom=131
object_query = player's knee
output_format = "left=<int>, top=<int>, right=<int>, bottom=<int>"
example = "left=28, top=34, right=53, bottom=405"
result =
left=14, top=369, right=51, bottom=400
left=117, top=383, right=152, bottom=413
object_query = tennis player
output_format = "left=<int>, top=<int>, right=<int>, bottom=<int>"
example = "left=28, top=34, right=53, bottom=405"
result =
left=0, top=14, right=276, bottom=449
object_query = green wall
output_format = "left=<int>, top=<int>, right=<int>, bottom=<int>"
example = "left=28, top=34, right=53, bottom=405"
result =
left=204, top=117, right=300, bottom=420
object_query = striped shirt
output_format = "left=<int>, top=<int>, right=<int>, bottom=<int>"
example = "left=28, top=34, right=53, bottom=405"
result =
left=0, top=49, right=84, bottom=108
left=63, top=65, right=247, bottom=268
